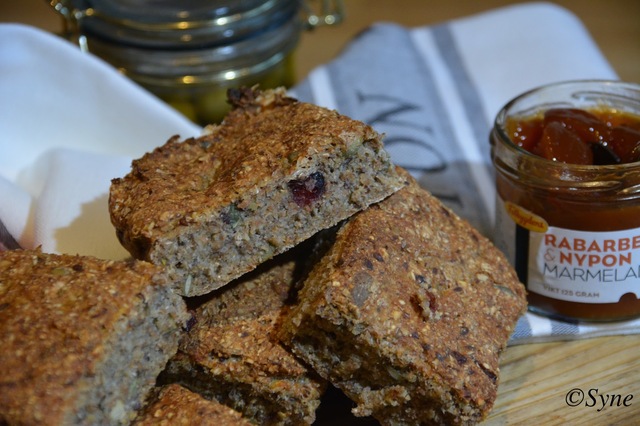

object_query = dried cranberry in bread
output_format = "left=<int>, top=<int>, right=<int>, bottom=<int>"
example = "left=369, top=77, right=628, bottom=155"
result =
left=279, top=169, right=527, bottom=425
left=109, top=87, right=403, bottom=296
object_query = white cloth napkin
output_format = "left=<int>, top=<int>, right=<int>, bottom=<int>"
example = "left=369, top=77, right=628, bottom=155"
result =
left=1, top=2, right=639, bottom=344
left=0, top=23, right=201, bottom=259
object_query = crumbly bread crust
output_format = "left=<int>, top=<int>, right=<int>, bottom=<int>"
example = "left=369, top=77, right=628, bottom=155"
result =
left=134, top=384, right=251, bottom=426
left=161, top=251, right=325, bottom=425
left=109, top=87, right=404, bottom=296
left=279, top=170, right=527, bottom=425
left=0, top=249, right=188, bottom=426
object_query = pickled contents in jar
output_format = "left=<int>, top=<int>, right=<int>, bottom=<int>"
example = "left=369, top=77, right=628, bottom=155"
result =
left=506, top=107, right=640, bottom=165
left=158, top=53, right=296, bottom=125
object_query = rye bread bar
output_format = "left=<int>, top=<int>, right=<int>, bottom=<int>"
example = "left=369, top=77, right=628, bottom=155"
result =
left=109, top=87, right=404, bottom=297
left=279, top=170, right=527, bottom=425
left=161, top=249, right=325, bottom=425
left=0, top=249, right=188, bottom=426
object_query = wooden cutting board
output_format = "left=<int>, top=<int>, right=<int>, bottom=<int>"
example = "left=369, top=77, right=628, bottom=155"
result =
left=487, top=335, right=640, bottom=425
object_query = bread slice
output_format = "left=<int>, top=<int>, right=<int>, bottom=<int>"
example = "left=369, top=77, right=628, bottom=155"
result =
left=279, top=169, right=527, bottom=425
left=0, top=249, right=189, bottom=426
left=160, top=249, right=325, bottom=425
left=134, top=384, right=251, bottom=426
left=109, top=87, right=404, bottom=296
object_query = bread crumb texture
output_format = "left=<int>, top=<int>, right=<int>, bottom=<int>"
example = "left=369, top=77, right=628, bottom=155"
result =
left=109, top=87, right=404, bottom=296
left=134, top=384, right=251, bottom=426
left=280, top=170, right=527, bottom=425
left=161, top=250, right=325, bottom=426
left=0, top=249, right=188, bottom=425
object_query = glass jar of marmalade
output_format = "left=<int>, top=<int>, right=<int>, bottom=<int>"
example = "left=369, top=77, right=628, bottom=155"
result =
left=48, top=0, right=344, bottom=125
left=490, top=80, right=640, bottom=322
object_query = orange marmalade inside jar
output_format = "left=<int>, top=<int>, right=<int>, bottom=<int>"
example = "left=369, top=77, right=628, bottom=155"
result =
left=506, top=108, right=640, bottom=166
left=490, top=81, right=640, bottom=322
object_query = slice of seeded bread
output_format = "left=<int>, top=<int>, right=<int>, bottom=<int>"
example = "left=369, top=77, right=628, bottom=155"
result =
left=160, top=249, right=325, bottom=425
left=0, top=249, right=189, bottom=426
left=109, top=87, right=404, bottom=296
left=134, top=384, right=251, bottom=426
left=279, top=169, right=527, bottom=425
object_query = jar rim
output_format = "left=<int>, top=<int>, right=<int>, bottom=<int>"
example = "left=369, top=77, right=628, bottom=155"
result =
left=72, top=0, right=290, bottom=27
left=84, top=10, right=301, bottom=85
left=492, top=79, right=640, bottom=174
left=491, top=80, right=640, bottom=200
left=127, top=48, right=291, bottom=87
left=65, top=0, right=300, bottom=47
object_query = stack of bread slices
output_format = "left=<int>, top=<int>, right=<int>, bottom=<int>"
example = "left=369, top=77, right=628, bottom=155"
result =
left=0, top=87, right=526, bottom=426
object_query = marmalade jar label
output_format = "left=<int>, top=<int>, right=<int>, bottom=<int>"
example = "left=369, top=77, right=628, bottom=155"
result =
left=496, top=201, right=640, bottom=304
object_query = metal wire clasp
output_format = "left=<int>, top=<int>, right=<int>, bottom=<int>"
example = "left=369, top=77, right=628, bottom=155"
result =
left=302, top=0, right=344, bottom=29
left=47, top=0, right=94, bottom=51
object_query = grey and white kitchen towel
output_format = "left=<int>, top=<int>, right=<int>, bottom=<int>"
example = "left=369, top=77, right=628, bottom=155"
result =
left=287, top=2, right=640, bottom=345
left=1, top=2, right=638, bottom=344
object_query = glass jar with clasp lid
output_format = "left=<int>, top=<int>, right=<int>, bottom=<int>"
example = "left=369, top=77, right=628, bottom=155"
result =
left=48, top=0, right=344, bottom=125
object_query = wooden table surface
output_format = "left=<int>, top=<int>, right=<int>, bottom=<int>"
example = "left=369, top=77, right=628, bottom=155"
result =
left=2, top=1, right=639, bottom=424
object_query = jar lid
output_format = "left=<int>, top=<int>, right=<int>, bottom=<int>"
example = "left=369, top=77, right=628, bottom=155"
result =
left=62, top=0, right=299, bottom=48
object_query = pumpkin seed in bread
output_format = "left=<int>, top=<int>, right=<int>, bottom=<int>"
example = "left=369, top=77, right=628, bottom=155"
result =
left=109, top=87, right=403, bottom=297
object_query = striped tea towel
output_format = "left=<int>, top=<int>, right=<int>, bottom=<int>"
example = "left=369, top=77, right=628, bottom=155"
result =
left=288, top=2, right=640, bottom=345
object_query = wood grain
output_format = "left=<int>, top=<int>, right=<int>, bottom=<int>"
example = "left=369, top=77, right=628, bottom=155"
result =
left=487, top=335, right=640, bottom=425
